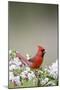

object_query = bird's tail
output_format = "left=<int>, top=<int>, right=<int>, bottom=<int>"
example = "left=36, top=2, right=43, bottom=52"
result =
left=16, top=52, right=32, bottom=67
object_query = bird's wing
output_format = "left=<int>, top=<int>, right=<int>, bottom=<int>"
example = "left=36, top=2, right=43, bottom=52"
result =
left=28, top=56, right=36, bottom=62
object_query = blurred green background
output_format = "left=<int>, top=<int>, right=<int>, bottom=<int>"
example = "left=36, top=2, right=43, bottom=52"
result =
left=8, top=2, right=58, bottom=66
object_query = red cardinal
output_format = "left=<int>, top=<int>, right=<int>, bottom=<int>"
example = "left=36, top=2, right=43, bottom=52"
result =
left=16, top=46, right=46, bottom=69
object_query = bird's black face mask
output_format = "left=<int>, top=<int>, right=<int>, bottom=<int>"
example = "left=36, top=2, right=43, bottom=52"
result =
left=42, top=50, right=46, bottom=57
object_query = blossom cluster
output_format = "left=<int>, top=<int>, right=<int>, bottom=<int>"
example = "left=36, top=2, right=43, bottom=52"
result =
left=9, top=49, right=36, bottom=88
left=9, top=49, right=58, bottom=88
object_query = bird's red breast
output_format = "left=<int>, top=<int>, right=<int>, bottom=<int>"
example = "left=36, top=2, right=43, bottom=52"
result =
left=29, top=53, right=43, bottom=69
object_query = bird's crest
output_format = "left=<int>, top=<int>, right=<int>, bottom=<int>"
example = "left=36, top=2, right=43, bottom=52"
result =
left=37, top=45, right=45, bottom=51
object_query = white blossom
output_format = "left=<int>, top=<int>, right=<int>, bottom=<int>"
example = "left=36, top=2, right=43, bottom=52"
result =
left=14, top=57, right=22, bottom=66
left=9, top=65, right=16, bottom=70
left=20, top=71, right=28, bottom=79
left=28, top=71, right=35, bottom=80
left=25, top=66, right=30, bottom=71
left=14, top=57, right=19, bottom=61
left=9, top=64, right=21, bottom=70
left=9, top=57, right=23, bottom=70
left=9, top=72, right=14, bottom=82
left=9, top=60, right=14, bottom=65
left=41, top=78, right=49, bottom=85
left=26, top=53, right=30, bottom=60
left=9, top=72, right=21, bottom=86
left=14, top=76, right=21, bottom=86
left=48, top=60, right=58, bottom=79
left=20, top=69, right=35, bottom=80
